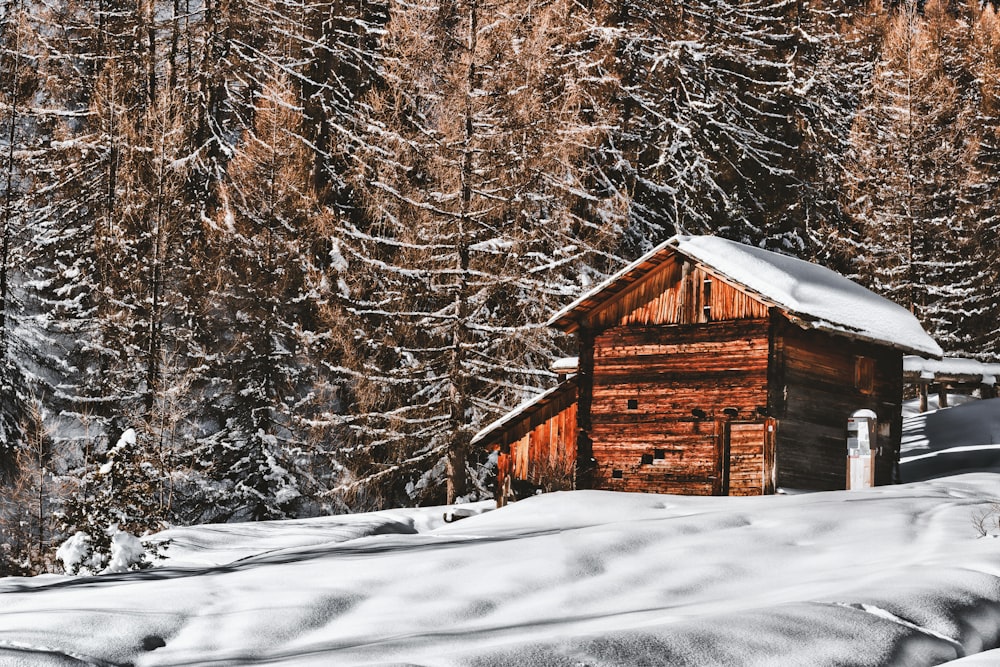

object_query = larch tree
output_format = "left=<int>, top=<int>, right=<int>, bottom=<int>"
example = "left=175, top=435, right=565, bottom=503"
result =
left=915, top=0, right=989, bottom=356
left=0, top=2, right=41, bottom=571
left=24, top=0, right=197, bottom=544
left=14, top=0, right=112, bottom=558
left=0, top=398, right=60, bottom=575
left=845, top=0, right=982, bottom=353
left=0, top=1, right=33, bottom=470
left=21, top=0, right=150, bottom=434
left=964, top=2, right=1000, bottom=360
left=337, top=0, right=619, bottom=507
left=191, top=77, right=333, bottom=522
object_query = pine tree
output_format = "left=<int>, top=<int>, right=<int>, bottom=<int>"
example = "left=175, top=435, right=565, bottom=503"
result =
left=277, top=0, right=387, bottom=201
left=594, top=0, right=804, bottom=252
left=791, top=0, right=887, bottom=262
left=59, top=425, right=168, bottom=573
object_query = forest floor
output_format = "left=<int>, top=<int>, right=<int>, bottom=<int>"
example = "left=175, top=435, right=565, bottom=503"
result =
left=1, top=398, right=1000, bottom=666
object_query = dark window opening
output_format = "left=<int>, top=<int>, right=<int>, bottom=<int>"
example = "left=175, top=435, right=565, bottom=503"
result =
left=654, top=449, right=665, bottom=459
left=627, top=399, right=639, bottom=410
left=641, top=454, right=653, bottom=465
left=612, top=469, right=624, bottom=479
left=702, top=278, right=712, bottom=321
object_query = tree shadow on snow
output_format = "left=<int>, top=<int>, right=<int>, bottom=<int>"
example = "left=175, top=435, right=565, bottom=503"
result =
left=901, top=398, right=1000, bottom=483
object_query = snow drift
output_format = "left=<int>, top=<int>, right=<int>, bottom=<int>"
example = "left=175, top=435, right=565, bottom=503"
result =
left=1, top=401, right=1000, bottom=665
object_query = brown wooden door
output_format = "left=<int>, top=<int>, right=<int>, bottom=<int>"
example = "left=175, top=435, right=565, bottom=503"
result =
left=718, top=420, right=775, bottom=496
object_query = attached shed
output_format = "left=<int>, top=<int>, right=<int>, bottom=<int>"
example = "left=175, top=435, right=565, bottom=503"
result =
left=904, top=355, right=1000, bottom=411
left=473, top=235, right=942, bottom=502
left=476, top=379, right=578, bottom=505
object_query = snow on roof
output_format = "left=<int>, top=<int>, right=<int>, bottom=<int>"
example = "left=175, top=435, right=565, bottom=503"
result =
left=550, top=356, right=579, bottom=374
left=470, top=379, right=576, bottom=448
left=904, top=356, right=1000, bottom=385
left=549, top=235, right=943, bottom=358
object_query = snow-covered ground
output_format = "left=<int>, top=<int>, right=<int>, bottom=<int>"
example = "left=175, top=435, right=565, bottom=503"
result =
left=2, top=400, right=1000, bottom=666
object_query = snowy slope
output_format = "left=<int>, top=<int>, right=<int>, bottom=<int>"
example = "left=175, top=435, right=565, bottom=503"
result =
left=901, top=398, right=1000, bottom=481
left=1, top=403, right=1000, bottom=665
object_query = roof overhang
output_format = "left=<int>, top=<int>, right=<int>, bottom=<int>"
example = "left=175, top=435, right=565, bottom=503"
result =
left=471, top=378, right=578, bottom=450
left=904, top=356, right=1000, bottom=386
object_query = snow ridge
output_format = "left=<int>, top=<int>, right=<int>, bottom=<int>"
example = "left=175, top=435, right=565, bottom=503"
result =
left=835, top=601, right=967, bottom=658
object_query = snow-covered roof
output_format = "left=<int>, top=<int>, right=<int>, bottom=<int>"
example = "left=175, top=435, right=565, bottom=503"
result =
left=549, top=235, right=943, bottom=358
left=904, top=356, right=1000, bottom=385
left=470, top=379, right=577, bottom=448
left=550, top=356, right=579, bottom=374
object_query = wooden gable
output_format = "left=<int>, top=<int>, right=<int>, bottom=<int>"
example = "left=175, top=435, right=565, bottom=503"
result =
left=555, top=250, right=770, bottom=334
left=550, top=235, right=942, bottom=358
left=472, top=378, right=578, bottom=451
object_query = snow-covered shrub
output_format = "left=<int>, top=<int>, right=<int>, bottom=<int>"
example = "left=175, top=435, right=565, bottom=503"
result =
left=56, top=531, right=98, bottom=575
left=104, top=530, right=148, bottom=573
left=56, top=526, right=156, bottom=575
left=59, top=425, right=172, bottom=571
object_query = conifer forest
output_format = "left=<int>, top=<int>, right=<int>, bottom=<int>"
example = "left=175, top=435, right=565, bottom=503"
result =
left=0, top=0, right=998, bottom=573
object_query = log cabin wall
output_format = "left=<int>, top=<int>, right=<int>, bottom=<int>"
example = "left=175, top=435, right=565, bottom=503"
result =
left=578, top=258, right=776, bottom=496
left=587, top=319, right=771, bottom=495
left=771, top=318, right=903, bottom=490
left=576, top=328, right=596, bottom=488
left=495, top=385, right=578, bottom=505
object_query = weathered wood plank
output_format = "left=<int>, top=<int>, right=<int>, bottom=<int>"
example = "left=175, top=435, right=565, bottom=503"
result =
left=582, top=318, right=771, bottom=495
left=774, top=321, right=903, bottom=490
left=496, top=399, right=578, bottom=503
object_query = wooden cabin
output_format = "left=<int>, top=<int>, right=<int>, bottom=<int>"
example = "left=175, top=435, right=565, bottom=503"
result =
left=473, top=235, right=943, bottom=504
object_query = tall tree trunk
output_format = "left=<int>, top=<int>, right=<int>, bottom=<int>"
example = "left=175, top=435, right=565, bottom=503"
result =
left=0, top=4, right=23, bottom=361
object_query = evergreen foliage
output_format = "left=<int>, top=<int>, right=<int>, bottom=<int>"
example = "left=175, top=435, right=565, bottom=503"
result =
left=58, top=426, right=169, bottom=572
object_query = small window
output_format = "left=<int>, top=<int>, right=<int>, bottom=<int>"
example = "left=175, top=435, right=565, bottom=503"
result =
left=641, top=453, right=653, bottom=465
left=612, top=469, right=624, bottom=479
left=855, top=356, right=875, bottom=395
left=702, top=279, right=712, bottom=321
left=654, top=448, right=665, bottom=459
left=627, top=399, right=639, bottom=410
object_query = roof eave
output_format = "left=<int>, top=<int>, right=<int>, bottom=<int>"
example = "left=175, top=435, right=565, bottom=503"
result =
left=791, top=317, right=943, bottom=359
